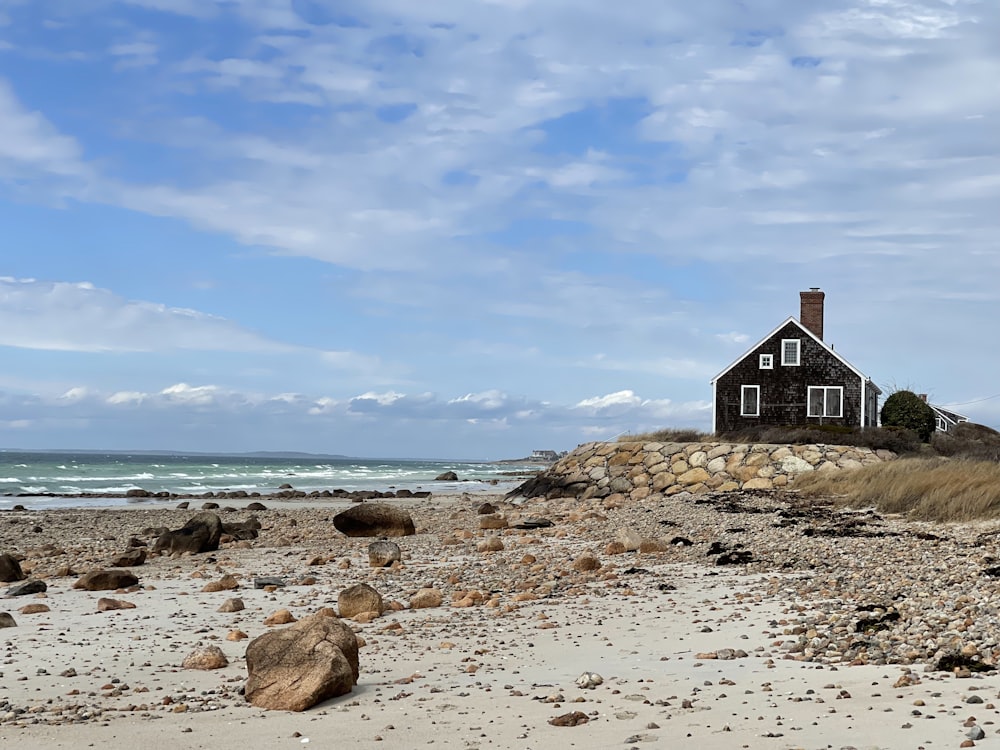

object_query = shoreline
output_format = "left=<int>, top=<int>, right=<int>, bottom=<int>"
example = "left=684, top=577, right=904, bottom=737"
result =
left=3, top=489, right=1000, bottom=748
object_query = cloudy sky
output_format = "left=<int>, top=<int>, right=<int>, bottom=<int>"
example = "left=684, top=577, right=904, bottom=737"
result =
left=1, top=0, right=998, bottom=459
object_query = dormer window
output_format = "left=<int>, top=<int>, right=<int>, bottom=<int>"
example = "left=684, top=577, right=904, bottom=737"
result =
left=759, top=354, right=773, bottom=369
left=781, top=339, right=800, bottom=366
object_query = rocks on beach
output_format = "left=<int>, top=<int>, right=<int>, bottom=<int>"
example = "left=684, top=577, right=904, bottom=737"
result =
left=4, top=443, right=1000, bottom=749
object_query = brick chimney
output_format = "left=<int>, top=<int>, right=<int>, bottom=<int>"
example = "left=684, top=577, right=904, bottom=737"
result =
left=800, top=288, right=825, bottom=340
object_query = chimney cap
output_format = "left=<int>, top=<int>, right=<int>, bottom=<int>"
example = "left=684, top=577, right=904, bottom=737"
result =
left=808, top=287, right=821, bottom=292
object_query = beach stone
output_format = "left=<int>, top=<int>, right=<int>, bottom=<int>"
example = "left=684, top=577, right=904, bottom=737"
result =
left=572, top=553, right=601, bottom=572
left=125, top=488, right=150, bottom=498
left=549, top=711, right=589, bottom=727
left=0, top=612, right=16, bottom=628
left=616, top=528, right=644, bottom=552
left=479, top=514, right=508, bottom=530
left=18, top=603, right=50, bottom=614
left=477, top=537, right=504, bottom=552
left=153, top=512, right=223, bottom=554
left=107, top=548, right=146, bottom=567
left=182, top=645, right=229, bottom=670
left=409, top=587, right=443, bottom=609
left=264, top=609, right=296, bottom=626
left=97, top=597, right=136, bottom=611
left=246, top=502, right=268, bottom=511
left=222, top=517, right=262, bottom=541
left=435, top=471, right=458, bottom=481
left=74, top=570, right=139, bottom=591
left=0, top=552, right=25, bottom=582
left=368, top=541, right=402, bottom=568
left=254, top=577, right=286, bottom=589
left=477, top=502, right=497, bottom=514
left=333, top=504, right=415, bottom=538
left=202, top=574, right=240, bottom=592
left=245, top=613, right=359, bottom=711
left=218, top=598, right=245, bottom=613
left=6, top=579, right=47, bottom=596
left=338, top=583, right=384, bottom=619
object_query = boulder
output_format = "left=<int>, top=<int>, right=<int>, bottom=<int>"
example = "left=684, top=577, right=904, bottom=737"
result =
left=153, top=512, right=223, bottom=554
left=97, top=597, right=136, bottom=611
left=479, top=514, right=508, bottom=530
left=107, top=548, right=146, bottom=567
left=338, top=583, right=384, bottom=619
left=182, top=645, right=229, bottom=670
left=333, top=504, right=415, bottom=538
left=367, top=541, right=402, bottom=568
left=6, top=579, right=46, bottom=596
left=245, top=613, right=359, bottom=711
left=73, top=570, right=139, bottom=591
left=0, top=552, right=25, bottom=583
left=409, top=587, right=443, bottom=609
left=218, top=597, right=245, bottom=613
left=0, top=612, right=15, bottom=628
left=435, top=471, right=458, bottom=481
left=222, top=516, right=261, bottom=541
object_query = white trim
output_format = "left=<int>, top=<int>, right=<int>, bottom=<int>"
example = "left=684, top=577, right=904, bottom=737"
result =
left=741, top=385, right=760, bottom=417
left=712, top=380, right=717, bottom=433
left=807, top=385, right=844, bottom=418
left=781, top=339, right=801, bottom=366
left=710, top=316, right=881, bottom=389
left=759, top=353, right=773, bottom=369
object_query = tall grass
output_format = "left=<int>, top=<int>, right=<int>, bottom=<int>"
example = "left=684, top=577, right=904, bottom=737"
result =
left=792, top=458, right=1000, bottom=522
left=619, top=428, right=710, bottom=443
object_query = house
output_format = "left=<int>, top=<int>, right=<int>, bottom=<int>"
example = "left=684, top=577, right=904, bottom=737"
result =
left=710, top=289, right=881, bottom=433
left=920, top=396, right=969, bottom=433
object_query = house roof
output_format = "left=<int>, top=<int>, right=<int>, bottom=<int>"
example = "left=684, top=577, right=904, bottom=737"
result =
left=710, top=315, right=881, bottom=392
left=929, top=404, right=968, bottom=425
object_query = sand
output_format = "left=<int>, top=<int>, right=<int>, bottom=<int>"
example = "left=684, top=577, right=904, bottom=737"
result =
left=2, top=491, right=998, bottom=749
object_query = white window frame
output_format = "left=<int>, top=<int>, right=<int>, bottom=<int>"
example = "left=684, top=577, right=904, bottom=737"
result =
left=759, top=353, right=773, bottom=369
left=781, top=339, right=800, bottom=366
left=807, top=386, right=844, bottom=418
left=740, top=385, right=760, bottom=417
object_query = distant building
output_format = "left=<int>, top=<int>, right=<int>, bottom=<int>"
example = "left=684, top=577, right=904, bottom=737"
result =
left=530, top=450, right=560, bottom=461
left=917, top=395, right=969, bottom=433
left=711, top=289, right=881, bottom=432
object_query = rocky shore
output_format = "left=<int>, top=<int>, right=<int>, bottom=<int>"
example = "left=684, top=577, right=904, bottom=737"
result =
left=3, top=485, right=1000, bottom=749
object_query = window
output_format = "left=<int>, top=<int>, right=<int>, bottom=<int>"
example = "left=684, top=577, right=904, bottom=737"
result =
left=807, top=386, right=843, bottom=418
left=759, top=353, right=773, bottom=369
left=781, top=339, right=800, bottom=366
left=741, top=385, right=760, bottom=417
left=936, top=417, right=946, bottom=432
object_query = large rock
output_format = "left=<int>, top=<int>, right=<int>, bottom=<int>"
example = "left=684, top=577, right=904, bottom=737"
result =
left=222, top=516, right=262, bottom=541
left=338, top=583, right=384, bottom=619
left=183, top=645, right=229, bottom=670
left=245, top=614, right=359, bottom=711
left=73, top=570, right=139, bottom=591
left=333, top=504, right=415, bottom=538
left=107, top=548, right=146, bottom=567
left=0, top=552, right=25, bottom=582
left=367, top=541, right=401, bottom=568
left=0, top=612, right=15, bottom=628
left=6, top=579, right=46, bottom=596
left=153, top=512, right=223, bottom=554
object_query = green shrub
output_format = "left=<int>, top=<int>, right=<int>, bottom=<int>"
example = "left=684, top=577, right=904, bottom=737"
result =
left=880, top=390, right=936, bottom=442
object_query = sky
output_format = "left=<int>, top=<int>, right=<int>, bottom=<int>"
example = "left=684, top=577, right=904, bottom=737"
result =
left=1, top=0, right=998, bottom=459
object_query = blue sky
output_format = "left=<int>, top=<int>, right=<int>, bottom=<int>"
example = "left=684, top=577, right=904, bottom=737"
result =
left=1, top=0, right=999, bottom=458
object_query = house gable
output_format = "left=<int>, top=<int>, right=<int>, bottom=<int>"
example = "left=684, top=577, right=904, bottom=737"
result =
left=712, top=318, right=879, bottom=432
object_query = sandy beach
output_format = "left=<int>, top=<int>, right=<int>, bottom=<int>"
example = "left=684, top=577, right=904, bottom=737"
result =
left=3, top=490, right=1000, bottom=750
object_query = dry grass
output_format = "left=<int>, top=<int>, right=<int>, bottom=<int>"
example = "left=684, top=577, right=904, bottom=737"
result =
left=619, top=428, right=710, bottom=443
left=792, top=458, right=1000, bottom=522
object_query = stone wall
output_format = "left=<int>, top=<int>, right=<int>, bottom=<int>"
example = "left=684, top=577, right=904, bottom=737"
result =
left=508, top=441, right=895, bottom=502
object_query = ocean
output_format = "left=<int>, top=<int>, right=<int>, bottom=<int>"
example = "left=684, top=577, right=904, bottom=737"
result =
left=0, top=451, right=538, bottom=509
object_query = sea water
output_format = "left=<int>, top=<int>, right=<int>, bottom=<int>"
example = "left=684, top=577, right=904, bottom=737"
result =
left=0, top=451, right=536, bottom=509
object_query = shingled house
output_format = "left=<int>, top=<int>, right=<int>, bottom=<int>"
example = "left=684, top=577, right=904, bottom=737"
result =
left=711, top=290, right=881, bottom=433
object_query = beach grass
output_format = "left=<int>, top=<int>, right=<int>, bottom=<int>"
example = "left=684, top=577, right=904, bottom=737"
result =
left=792, top=457, right=1000, bottom=522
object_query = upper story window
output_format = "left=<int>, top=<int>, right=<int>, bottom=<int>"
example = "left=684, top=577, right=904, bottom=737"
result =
left=741, top=385, right=760, bottom=417
left=759, top=353, right=773, bottom=369
left=781, top=339, right=800, bottom=366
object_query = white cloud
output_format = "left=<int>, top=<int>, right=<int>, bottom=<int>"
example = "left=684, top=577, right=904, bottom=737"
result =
left=0, top=277, right=290, bottom=353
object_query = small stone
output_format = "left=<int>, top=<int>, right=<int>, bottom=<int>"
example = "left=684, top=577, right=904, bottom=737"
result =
left=182, top=645, right=229, bottom=670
